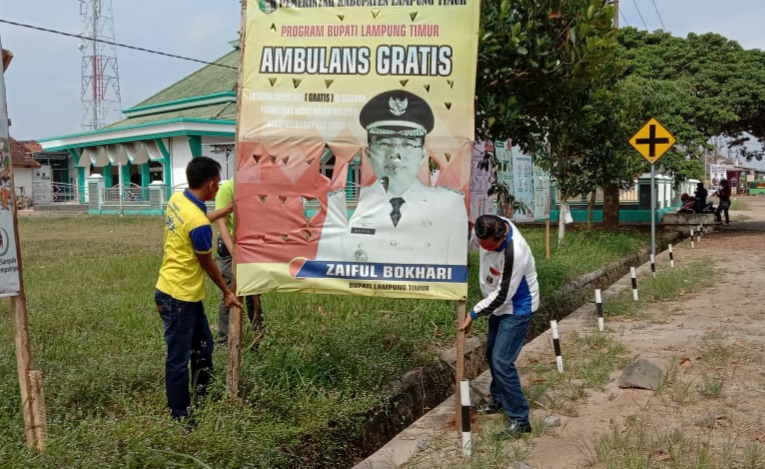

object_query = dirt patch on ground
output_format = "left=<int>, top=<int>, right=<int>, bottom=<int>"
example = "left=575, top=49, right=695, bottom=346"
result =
left=405, top=197, right=765, bottom=469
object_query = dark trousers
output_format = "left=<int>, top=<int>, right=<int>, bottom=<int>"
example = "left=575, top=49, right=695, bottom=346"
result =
left=486, top=313, right=533, bottom=424
left=217, top=254, right=258, bottom=344
left=155, top=289, right=213, bottom=417
left=715, top=203, right=729, bottom=224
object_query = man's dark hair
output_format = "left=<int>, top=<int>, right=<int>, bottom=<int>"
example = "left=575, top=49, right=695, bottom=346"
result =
left=475, top=214, right=507, bottom=240
left=186, top=156, right=221, bottom=189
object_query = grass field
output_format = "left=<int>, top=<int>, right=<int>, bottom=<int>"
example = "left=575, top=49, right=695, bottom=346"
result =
left=0, top=215, right=647, bottom=468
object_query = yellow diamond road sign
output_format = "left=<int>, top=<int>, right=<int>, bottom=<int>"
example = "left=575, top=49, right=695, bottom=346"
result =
left=629, top=118, right=676, bottom=165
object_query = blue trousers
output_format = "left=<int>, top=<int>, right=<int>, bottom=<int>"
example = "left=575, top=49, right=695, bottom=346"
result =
left=486, top=313, right=533, bottom=424
left=155, top=289, right=214, bottom=417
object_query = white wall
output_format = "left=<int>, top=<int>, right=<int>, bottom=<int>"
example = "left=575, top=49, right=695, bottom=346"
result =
left=69, top=157, right=78, bottom=186
left=201, top=136, right=235, bottom=180
left=170, top=137, right=193, bottom=189
left=168, top=136, right=235, bottom=188
left=14, top=168, right=33, bottom=200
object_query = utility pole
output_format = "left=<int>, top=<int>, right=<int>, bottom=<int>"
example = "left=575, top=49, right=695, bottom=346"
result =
left=614, top=0, right=619, bottom=28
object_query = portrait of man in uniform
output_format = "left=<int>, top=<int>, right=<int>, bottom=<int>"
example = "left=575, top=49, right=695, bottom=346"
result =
left=316, top=90, right=468, bottom=266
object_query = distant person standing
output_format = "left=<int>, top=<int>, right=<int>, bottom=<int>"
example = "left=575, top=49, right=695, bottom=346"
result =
left=714, top=179, right=732, bottom=225
left=460, top=214, right=539, bottom=439
left=155, top=157, right=240, bottom=424
left=214, top=179, right=262, bottom=347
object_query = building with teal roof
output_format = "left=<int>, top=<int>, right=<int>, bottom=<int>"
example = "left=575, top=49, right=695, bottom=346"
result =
left=38, top=45, right=239, bottom=212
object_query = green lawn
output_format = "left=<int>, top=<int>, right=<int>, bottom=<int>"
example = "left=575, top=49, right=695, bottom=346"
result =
left=0, top=216, right=647, bottom=468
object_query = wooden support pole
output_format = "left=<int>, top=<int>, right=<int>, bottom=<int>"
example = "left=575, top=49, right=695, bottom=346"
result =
left=28, top=370, right=47, bottom=452
left=226, top=305, right=243, bottom=399
left=2, top=29, right=45, bottom=452
left=8, top=174, right=45, bottom=452
left=226, top=0, right=248, bottom=400
left=10, top=235, right=47, bottom=453
left=455, top=300, right=466, bottom=430
left=11, top=295, right=35, bottom=448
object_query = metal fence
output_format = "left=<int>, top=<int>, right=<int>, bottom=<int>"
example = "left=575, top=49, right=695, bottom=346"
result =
left=103, top=183, right=149, bottom=203
left=32, top=182, right=82, bottom=204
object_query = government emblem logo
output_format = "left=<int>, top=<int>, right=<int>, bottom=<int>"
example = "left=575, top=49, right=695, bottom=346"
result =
left=388, top=97, right=408, bottom=117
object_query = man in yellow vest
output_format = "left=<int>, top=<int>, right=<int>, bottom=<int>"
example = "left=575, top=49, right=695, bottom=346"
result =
left=155, top=156, right=240, bottom=424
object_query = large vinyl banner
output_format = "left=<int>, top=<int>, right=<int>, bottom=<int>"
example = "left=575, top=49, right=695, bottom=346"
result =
left=469, top=141, right=495, bottom=221
left=710, top=164, right=726, bottom=193
left=235, top=0, right=481, bottom=300
left=493, top=140, right=549, bottom=221
left=510, top=145, right=534, bottom=222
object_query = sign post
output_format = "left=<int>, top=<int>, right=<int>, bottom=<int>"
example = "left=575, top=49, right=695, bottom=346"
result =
left=629, top=118, right=676, bottom=263
left=0, top=30, right=48, bottom=451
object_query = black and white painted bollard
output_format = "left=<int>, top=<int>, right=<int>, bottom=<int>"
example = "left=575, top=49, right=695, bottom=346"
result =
left=697, top=225, right=702, bottom=243
left=690, top=229, right=695, bottom=249
left=650, top=254, right=656, bottom=278
left=669, top=244, right=675, bottom=268
left=595, top=289, right=604, bottom=332
left=550, top=320, right=564, bottom=373
left=460, top=380, right=471, bottom=457
left=630, top=267, right=639, bottom=301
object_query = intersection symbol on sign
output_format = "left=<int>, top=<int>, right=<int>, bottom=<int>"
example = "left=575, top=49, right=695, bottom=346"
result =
left=629, top=118, right=676, bottom=165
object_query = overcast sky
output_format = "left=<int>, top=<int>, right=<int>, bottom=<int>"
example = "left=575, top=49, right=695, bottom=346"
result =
left=1, top=1, right=765, bottom=144
left=1, top=0, right=240, bottom=141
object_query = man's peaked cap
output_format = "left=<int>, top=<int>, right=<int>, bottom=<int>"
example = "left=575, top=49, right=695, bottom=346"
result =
left=359, top=90, right=434, bottom=137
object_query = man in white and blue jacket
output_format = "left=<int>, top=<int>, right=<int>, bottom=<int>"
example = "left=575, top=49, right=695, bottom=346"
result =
left=460, top=214, right=539, bottom=438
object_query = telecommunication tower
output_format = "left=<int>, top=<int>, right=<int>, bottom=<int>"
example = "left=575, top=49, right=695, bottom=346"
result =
left=79, top=0, right=122, bottom=131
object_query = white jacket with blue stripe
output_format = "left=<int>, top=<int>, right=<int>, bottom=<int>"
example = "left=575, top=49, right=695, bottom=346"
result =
left=471, top=218, right=539, bottom=318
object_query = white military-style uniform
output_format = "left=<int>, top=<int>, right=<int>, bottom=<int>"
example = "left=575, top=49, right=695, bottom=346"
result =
left=316, top=179, right=468, bottom=265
